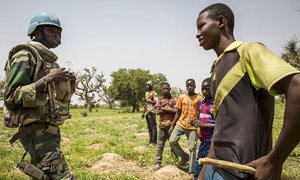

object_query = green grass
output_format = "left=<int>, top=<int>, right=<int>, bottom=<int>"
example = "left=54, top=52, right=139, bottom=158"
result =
left=0, top=102, right=299, bottom=179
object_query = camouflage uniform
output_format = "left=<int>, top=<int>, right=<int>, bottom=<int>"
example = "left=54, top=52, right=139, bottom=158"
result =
left=4, top=41, right=75, bottom=179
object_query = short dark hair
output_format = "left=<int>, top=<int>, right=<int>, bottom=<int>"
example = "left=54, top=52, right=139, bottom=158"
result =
left=199, top=3, right=235, bottom=35
left=161, top=82, right=170, bottom=88
left=202, top=78, right=211, bottom=85
left=186, top=78, right=195, bottom=85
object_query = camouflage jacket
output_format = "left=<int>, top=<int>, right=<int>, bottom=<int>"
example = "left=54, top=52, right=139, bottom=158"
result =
left=4, top=41, right=58, bottom=109
left=4, top=41, right=71, bottom=126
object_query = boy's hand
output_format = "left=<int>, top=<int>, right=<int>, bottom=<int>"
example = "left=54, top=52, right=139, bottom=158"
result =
left=246, top=155, right=282, bottom=180
left=190, top=119, right=199, bottom=127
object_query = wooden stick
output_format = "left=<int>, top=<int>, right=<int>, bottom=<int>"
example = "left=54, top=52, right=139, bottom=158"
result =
left=198, top=157, right=256, bottom=174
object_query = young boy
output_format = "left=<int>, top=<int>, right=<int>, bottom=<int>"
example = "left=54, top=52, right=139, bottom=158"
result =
left=153, top=82, right=177, bottom=170
left=169, top=79, right=203, bottom=175
left=196, top=3, right=300, bottom=180
left=191, top=78, right=215, bottom=180
left=141, top=81, right=158, bottom=146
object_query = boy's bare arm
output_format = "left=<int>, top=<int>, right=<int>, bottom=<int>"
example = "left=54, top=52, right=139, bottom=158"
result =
left=247, top=74, right=300, bottom=180
left=141, top=103, right=147, bottom=119
left=197, top=122, right=215, bottom=128
left=169, top=109, right=181, bottom=134
left=160, top=106, right=177, bottom=114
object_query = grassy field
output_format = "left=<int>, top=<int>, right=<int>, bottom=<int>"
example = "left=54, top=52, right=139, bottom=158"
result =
left=0, top=102, right=299, bottom=179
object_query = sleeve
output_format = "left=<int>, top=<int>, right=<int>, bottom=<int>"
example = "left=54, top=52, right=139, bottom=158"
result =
left=176, top=95, right=183, bottom=110
left=4, top=50, right=37, bottom=110
left=242, top=42, right=300, bottom=95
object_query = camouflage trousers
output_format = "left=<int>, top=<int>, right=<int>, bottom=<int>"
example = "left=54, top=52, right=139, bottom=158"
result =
left=19, top=122, right=75, bottom=180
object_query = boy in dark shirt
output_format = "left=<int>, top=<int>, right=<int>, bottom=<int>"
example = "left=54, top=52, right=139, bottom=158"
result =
left=196, top=3, right=300, bottom=180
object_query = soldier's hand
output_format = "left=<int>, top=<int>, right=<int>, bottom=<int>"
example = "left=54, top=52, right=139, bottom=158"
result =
left=46, top=68, right=70, bottom=82
left=66, top=71, right=76, bottom=82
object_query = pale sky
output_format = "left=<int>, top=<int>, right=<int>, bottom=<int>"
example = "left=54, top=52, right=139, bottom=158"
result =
left=0, top=0, right=299, bottom=93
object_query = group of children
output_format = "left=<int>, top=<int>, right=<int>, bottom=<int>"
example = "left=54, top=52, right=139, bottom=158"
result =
left=141, top=3, right=300, bottom=179
left=142, top=78, right=215, bottom=180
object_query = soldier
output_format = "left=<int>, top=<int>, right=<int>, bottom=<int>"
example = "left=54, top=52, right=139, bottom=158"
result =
left=3, top=13, right=76, bottom=179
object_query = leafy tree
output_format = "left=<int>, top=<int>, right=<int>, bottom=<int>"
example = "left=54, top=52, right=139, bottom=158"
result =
left=170, top=86, right=186, bottom=99
left=75, top=67, right=105, bottom=112
left=96, top=85, right=116, bottom=109
left=152, top=73, right=168, bottom=96
left=281, top=36, right=300, bottom=70
left=110, top=68, right=167, bottom=112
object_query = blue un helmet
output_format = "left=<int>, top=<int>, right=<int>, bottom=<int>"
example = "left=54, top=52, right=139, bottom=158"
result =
left=27, top=12, right=62, bottom=36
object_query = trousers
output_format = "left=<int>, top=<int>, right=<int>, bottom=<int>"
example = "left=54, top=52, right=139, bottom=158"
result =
left=19, top=122, right=75, bottom=179
left=145, top=112, right=157, bottom=144
left=169, top=124, right=197, bottom=174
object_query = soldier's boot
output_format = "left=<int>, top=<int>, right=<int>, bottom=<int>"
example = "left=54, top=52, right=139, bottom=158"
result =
left=38, top=150, right=76, bottom=180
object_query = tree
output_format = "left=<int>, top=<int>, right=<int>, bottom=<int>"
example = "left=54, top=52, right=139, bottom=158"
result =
left=96, top=85, right=117, bottom=109
left=110, top=68, right=167, bottom=112
left=152, top=73, right=168, bottom=96
left=170, top=86, right=186, bottom=98
left=75, top=67, right=105, bottom=112
left=281, top=36, right=300, bottom=70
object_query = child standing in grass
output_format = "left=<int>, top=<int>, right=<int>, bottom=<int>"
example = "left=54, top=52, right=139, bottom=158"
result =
left=191, top=78, right=215, bottom=180
left=169, top=79, right=203, bottom=175
left=141, top=81, right=158, bottom=146
left=153, top=82, right=177, bottom=170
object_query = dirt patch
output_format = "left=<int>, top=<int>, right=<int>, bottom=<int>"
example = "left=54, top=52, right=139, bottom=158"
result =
left=146, top=165, right=192, bottom=180
left=134, top=132, right=148, bottom=138
left=91, top=153, right=148, bottom=175
left=87, top=142, right=106, bottom=149
left=91, top=153, right=191, bottom=179
left=133, top=146, right=147, bottom=153
left=83, top=128, right=97, bottom=134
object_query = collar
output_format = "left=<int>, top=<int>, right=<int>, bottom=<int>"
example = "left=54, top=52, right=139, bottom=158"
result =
left=201, top=98, right=214, bottom=104
left=28, top=41, right=58, bottom=63
left=210, top=41, right=244, bottom=73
